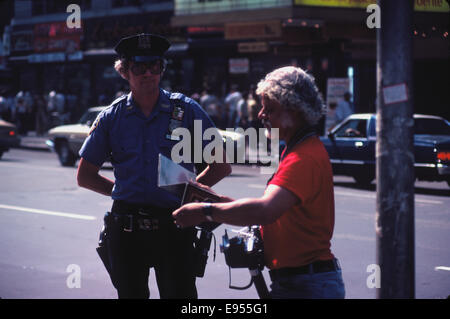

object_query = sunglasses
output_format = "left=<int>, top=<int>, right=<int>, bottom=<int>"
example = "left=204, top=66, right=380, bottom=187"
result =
left=130, top=60, right=165, bottom=76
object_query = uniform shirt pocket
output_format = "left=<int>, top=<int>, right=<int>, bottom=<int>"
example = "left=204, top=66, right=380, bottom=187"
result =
left=111, top=135, right=141, bottom=164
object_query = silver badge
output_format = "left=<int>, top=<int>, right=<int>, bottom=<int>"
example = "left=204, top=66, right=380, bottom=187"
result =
left=138, top=34, right=152, bottom=49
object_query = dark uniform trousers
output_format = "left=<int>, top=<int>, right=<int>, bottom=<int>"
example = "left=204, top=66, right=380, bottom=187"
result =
left=107, top=200, right=198, bottom=299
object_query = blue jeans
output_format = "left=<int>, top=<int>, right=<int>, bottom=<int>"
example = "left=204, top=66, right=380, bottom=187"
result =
left=270, top=269, right=345, bottom=299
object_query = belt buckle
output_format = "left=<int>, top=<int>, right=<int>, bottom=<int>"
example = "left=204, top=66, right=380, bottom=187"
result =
left=138, top=218, right=159, bottom=231
left=123, top=214, right=133, bottom=232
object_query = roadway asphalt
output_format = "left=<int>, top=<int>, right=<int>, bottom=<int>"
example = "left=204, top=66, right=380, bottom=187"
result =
left=1, top=143, right=449, bottom=300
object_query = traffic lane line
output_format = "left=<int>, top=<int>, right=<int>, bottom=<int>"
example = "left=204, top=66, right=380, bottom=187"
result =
left=248, top=184, right=266, bottom=189
left=0, top=204, right=96, bottom=221
left=250, top=185, right=443, bottom=205
left=334, top=190, right=442, bottom=205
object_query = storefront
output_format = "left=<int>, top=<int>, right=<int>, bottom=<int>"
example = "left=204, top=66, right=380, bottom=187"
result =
left=8, top=10, right=188, bottom=117
left=172, top=0, right=449, bottom=119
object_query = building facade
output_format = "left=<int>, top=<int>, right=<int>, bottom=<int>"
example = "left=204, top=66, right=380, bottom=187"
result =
left=3, top=0, right=449, bottom=121
left=6, top=0, right=185, bottom=119
left=171, top=0, right=449, bottom=119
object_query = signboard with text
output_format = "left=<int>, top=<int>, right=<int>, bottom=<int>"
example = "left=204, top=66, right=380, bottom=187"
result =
left=34, top=22, right=82, bottom=53
left=225, top=20, right=282, bottom=40
left=175, top=0, right=291, bottom=15
left=294, top=0, right=449, bottom=12
left=229, top=58, right=249, bottom=74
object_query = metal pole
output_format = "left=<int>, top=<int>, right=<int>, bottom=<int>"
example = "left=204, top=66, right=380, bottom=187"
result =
left=376, top=0, right=415, bottom=299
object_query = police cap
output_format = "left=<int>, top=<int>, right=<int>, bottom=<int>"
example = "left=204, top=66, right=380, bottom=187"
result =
left=114, top=33, right=171, bottom=62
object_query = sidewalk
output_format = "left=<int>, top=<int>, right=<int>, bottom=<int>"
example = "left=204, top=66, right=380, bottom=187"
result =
left=17, top=132, right=50, bottom=151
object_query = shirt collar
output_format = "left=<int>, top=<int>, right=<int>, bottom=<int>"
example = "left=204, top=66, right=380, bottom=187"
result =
left=124, top=92, right=136, bottom=115
left=157, top=88, right=173, bottom=114
left=124, top=89, right=173, bottom=117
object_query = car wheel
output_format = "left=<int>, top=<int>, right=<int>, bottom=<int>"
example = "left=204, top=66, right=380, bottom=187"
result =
left=353, top=173, right=374, bottom=186
left=57, top=141, right=77, bottom=167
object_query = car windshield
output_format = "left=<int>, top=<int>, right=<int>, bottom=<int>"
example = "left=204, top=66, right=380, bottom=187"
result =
left=414, top=118, right=450, bottom=135
left=78, top=110, right=101, bottom=125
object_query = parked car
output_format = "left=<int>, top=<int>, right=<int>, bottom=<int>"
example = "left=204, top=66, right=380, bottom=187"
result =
left=0, top=119, right=21, bottom=159
left=47, top=106, right=245, bottom=167
left=46, top=106, right=105, bottom=166
left=320, top=114, right=450, bottom=187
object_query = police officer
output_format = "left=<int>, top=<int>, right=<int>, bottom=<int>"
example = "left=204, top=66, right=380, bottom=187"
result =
left=77, top=33, right=231, bottom=299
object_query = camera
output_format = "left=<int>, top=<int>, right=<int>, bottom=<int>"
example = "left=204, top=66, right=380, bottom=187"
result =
left=220, top=225, right=264, bottom=270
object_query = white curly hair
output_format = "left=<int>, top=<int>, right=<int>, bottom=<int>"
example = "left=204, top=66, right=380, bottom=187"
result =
left=255, top=66, right=325, bottom=126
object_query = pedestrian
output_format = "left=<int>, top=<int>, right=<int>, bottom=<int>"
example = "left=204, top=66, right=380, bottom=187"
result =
left=246, top=90, right=261, bottom=130
left=199, top=88, right=221, bottom=127
left=236, top=91, right=249, bottom=129
left=224, top=84, right=243, bottom=128
left=76, top=33, right=231, bottom=299
left=15, top=91, right=28, bottom=135
left=325, top=102, right=338, bottom=134
left=335, top=91, right=353, bottom=124
left=173, top=66, right=345, bottom=299
left=34, top=93, right=48, bottom=136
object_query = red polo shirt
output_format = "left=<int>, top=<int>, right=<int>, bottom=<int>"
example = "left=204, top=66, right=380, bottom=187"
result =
left=262, top=136, right=335, bottom=269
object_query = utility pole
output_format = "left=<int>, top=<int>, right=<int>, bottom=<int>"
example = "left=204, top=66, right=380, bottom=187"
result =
left=376, top=0, right=415, bottom=299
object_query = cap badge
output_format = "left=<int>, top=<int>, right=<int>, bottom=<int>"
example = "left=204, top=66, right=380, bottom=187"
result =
left=138, top=34, right=152, bottom=49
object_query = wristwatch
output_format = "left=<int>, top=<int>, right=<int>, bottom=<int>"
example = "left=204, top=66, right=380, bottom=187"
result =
left=202, top=202, right=214, bottom=222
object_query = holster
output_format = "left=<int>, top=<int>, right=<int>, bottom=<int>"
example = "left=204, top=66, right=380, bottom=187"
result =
left=96, top=212, right=116, bottom=288
left=193, top=222, right=220, bottom=278
left=193, top=229, right=213, bottom=277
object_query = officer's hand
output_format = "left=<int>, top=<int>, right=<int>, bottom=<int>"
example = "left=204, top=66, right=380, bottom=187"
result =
left=172, top=203, right=206, bottom=228
left=191, top=181, right=216, bottom=195
left=191, top=181, right=234, bottom=203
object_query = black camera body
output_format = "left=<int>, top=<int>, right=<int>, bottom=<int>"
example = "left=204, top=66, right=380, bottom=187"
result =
left=221, top=226, right=265, bottom=270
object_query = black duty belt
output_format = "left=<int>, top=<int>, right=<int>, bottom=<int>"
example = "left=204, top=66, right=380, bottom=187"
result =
left=269, top=259, right=341, bottom=281
left=110, top=200, right=174, bottom=232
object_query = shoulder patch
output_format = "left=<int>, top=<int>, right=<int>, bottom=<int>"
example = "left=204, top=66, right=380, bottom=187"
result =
left=169, top=92, right=184, bottom=100
left=89, top=113, right=101, bottom=135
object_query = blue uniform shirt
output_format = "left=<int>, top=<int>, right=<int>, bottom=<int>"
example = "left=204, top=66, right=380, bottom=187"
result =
left=79, top=88, right=216, bottom=208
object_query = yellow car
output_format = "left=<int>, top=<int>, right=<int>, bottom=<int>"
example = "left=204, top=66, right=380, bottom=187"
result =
left=47, top=106, right=246, bottom=167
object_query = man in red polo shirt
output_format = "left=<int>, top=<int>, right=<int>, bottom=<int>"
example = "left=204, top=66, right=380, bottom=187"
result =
left=173, top=66, right=345, bottom=299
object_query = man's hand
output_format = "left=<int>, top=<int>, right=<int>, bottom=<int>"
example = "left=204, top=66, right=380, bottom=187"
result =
left=172, top=202, right=206, bottom=228
left=189, top=181, right=234, bottom=203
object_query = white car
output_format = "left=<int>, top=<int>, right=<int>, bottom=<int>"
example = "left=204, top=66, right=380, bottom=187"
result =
left=47, top=106, right=245, bottom=166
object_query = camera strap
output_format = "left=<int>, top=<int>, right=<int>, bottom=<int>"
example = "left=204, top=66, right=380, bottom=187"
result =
left=266, top=126, right=316, bottom=185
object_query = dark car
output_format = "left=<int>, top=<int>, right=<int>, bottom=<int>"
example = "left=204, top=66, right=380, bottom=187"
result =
left=320, top=114, right=450, bottom=187
left=0, top=119, right=21, bottom=159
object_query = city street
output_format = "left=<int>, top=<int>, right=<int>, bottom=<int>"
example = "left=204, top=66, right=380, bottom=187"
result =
left=0, top=148, right=449, bottom=299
